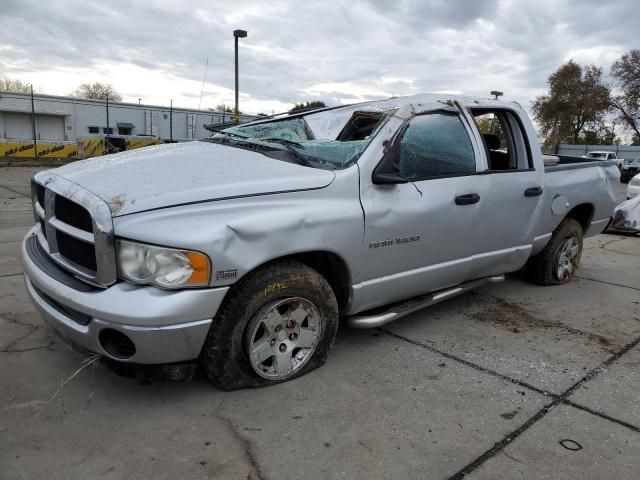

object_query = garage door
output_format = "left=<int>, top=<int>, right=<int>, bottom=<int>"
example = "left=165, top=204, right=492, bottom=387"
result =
left=4, top=112, right=32, bottom=139
left=3, top=113, right=65, bottom=141
left=37, top=115, right=65, bottom=141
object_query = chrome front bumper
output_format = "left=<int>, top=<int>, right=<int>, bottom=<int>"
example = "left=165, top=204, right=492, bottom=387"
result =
left=22, top=229, right=229, bottom=364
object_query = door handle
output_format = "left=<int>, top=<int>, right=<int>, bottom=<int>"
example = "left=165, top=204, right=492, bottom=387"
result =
left=455, top=193, right=480, bottom=205
left=524, top=186, right=543, bottom=197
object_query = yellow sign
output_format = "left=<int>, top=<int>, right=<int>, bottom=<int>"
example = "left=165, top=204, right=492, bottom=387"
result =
left=125, top=138, right=162, bottom=151
left=0, top=142, right=78, bottom=159
left=1, top=136, right=167, bottom=160
left=80, top=137, right=106, bottom=158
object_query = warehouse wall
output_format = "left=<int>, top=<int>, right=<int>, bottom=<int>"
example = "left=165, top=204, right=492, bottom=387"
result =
left=0, top=92, right=255, bottom=142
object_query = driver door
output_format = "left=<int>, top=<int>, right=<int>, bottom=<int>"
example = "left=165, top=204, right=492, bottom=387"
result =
left=355, top=110, right=490, bottom=312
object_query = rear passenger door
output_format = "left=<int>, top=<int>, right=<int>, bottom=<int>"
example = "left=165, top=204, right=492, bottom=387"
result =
left=465, top=108, right=545, bottom=278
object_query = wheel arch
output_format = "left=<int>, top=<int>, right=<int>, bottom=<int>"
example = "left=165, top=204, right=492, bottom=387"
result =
left=564, top=203, right=594, bottom=231
left=290, top=251, right=351, bottom=313
left=237, top=251, right=352, bottom=314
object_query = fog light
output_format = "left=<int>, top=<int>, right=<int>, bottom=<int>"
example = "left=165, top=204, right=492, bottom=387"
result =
left=99, top=329, right=136, bottom=359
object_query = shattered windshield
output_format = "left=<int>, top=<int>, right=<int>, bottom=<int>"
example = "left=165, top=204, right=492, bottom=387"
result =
left=224, top=118, right=313, bottom=142
left=211, top=113, right=389, bottom=170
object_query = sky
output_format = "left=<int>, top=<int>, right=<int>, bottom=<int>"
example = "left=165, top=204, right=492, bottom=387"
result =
left=0, top=0, right=638, bottom=115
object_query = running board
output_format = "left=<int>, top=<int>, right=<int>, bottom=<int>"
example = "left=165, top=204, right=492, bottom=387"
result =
left=346, top=275, right=505, bottom=329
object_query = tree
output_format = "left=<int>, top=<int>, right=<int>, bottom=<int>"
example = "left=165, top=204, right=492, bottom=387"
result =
left=289, top=101, right=326, bottom=113
left=213, top=104, right=233, bottom=113
left=0, top=77, right=34, bottom=93
left=532, top=61, right=611, bottom=146
left=610, top=49, right=640, bottom=141
left=476, top=116, right=496, bottom=134
left=71, top=82, right=122, bottom=101
left=578, top=125, right=618, bottom=145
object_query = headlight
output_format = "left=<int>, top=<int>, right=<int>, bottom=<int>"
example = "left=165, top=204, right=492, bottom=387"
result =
left=116, top=239, right=211, bottom=288
left=630, top=176, right=640, bottom=187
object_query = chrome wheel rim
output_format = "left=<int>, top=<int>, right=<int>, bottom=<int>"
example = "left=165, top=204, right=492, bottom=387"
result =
left=247, top=297, right=321, bottom=380
left=556, top=236, right=580, bottom=282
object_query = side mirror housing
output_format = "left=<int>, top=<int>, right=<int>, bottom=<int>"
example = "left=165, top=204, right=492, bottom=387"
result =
left=372, top=172, right=408, bottom=184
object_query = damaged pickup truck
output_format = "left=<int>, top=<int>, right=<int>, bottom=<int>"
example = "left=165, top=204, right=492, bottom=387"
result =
left=22, top=94, right=619, bottom=390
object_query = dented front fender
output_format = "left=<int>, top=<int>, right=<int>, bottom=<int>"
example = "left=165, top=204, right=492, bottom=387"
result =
left=112, top=167, right=365, bottom=292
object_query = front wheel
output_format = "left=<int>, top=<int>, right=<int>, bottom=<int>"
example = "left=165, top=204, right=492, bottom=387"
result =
left=201, top=260, right=339, bottom=390
left=526, top=218, right=584, bottom=285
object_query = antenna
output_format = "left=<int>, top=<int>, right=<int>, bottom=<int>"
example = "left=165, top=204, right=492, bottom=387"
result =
left=197, top=58, right=208, bottom=111
left=490, top=90, right=503, bottom=100
left=193, top=58, right=209, bottom=138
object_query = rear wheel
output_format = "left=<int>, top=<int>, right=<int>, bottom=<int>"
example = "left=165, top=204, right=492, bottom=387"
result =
left=202, top=260, right=339, bottom=390
left=526, top=218, right=583, bottom=285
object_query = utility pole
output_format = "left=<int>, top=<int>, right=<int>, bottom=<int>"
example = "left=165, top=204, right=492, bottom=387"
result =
left=170, top=99, right=173, bottom=142
left=234, top=29, right=248, bottom=123
left=30, top=84, right=38, bottom=160
left=105, top=94, right=110, bottom=154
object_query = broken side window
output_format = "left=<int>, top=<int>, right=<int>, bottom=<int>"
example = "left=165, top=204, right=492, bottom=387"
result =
left=337, top=112, right=384, bottom=141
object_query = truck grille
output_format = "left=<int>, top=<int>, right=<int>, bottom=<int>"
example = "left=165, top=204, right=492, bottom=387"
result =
left=39, top=218, right=47, bottom=240
left=56, top=230, right=98, bottom=272
left=31, top=173, right=116, bottom=286
left=36, top=182, right=46, bottom=207
left=54, top=195, right=93, bottom=232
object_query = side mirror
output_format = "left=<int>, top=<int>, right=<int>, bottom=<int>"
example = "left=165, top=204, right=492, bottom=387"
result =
left=372, top=172, right=408, bottom=184
left=373, top=137, right=407, bottom=184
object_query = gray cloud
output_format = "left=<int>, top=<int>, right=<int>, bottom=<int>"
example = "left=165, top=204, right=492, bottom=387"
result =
left=1, top=0, right=638, bottom=113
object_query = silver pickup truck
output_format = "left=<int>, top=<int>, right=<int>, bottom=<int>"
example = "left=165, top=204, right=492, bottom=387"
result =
left=22, top=94, right=619, bottom=389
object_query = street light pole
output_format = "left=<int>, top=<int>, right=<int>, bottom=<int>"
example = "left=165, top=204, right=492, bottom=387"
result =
left=30, top=84, right=38, bottom=160
left=233, top=29, right=247, bottom=123
left=105, top=94, right=110, bottom=154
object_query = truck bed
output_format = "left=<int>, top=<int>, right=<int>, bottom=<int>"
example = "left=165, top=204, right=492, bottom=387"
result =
left=544, top=155, right=618, bottom=172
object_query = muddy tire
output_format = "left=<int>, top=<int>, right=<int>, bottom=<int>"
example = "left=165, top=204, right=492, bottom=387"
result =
left=526, top=218, right=583, bottom=286
left=201, top=260, right=339, bottom=390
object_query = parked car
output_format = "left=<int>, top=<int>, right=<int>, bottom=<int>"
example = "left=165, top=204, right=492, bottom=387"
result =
left=627, top=173, right=640, bottom=199
left=608, top=194, right=640, bottom=234
left=620, top=157, right=640, bottom=183
left=22, top=93, right=619, bottom=389
left=582, top=151, right=623, bottom=170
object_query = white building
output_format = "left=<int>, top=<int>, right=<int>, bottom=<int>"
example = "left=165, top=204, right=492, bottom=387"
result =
left=0, top=91, right=255, bottom=143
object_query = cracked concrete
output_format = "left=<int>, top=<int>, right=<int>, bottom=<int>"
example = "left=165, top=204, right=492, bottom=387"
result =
left=1, top=167, right=639, bottom=479
left=216, top=414, right=264, bottom=480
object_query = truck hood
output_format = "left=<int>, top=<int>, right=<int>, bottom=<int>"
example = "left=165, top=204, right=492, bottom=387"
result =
left=53, top=141, right=335, bottom=216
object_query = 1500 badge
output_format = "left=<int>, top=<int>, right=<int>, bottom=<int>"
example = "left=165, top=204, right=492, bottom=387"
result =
left=369, top=235, right=420, bottom=249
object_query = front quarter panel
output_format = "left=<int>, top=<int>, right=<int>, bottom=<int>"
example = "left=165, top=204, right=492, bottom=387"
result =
left=112, top=168, right=364, bottom=291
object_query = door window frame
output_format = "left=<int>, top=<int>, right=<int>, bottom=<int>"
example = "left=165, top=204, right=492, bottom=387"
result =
left=373, top=108, right=484, bottom=182
left=465, top=107, right=535, bottom=173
